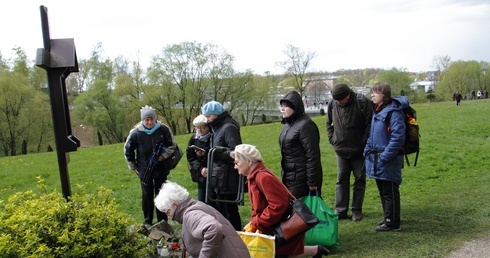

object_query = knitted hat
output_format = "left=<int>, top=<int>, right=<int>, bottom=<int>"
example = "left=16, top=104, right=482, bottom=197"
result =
left=234, top=144, right=263, bottom=162
left=193, top=114, right=207, bottom=126
left=202, top=101, right=225, bottom=115
left=140, top=105, right=156, bottom=120
left=332, top=84, right=353, bottom=100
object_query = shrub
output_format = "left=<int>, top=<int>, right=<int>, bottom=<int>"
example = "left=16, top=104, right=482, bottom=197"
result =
left=0, top=177, right=152, bottom=257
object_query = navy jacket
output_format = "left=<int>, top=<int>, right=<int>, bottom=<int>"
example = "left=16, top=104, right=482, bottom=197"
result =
left=364, top=96, right=409, bottom=185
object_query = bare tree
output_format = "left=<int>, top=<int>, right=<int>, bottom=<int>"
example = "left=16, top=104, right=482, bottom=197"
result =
left=277, top=44, right=316, bottom=96
left=432, top=55, right=451, bottom=80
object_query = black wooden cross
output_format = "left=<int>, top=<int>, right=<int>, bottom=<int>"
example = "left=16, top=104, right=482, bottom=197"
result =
left=35, top=5, right=80, bottom=200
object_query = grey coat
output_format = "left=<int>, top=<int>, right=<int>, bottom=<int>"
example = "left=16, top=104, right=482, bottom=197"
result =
left=173, top=198, right=250, bottom=258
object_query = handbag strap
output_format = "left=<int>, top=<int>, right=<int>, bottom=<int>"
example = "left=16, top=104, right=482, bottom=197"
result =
left=258, top=169, right=296, bottom=201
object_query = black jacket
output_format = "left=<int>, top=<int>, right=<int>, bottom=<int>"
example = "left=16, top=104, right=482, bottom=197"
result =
left=124, top=122, right=175, bottom=180
left=279, top=91, right=323, bottom=198
left=186, top=133, right=212, bottom=189
left=207, top=111, right=243, bottom=194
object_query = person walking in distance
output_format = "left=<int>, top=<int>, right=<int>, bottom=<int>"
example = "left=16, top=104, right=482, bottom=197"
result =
left=455, top=91, right=463, bottom=106
left=326, top=84, right=373, bottom=221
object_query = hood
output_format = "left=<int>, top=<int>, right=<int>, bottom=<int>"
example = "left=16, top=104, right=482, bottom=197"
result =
left=392, top=96, right=410, bottom=110
left=280, top=91, right=305, bottom=122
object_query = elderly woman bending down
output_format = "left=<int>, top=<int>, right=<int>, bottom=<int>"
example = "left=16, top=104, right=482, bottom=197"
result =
left=154, top=181, right=249, bottom=258
left=231, top=144, right=329, bottom=258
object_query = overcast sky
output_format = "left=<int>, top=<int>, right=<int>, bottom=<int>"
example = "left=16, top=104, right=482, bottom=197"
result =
left=2, top=0, right=490, bottom=74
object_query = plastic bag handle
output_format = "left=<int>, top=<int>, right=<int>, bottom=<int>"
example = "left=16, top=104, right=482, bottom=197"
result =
left=308, top=190, right=319, bottom=197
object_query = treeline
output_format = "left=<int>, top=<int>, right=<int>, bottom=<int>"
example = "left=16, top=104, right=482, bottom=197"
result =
left=1, top=43, right=488, bottom=157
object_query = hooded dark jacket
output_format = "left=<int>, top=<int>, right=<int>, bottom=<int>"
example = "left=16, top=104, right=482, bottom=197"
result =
left=279, top=91, right=323, bottom=198
left=207, top=111, right=243, bottom=194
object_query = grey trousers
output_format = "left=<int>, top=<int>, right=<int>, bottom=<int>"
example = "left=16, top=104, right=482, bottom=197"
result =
left=335, top=155, right=366, bottom=216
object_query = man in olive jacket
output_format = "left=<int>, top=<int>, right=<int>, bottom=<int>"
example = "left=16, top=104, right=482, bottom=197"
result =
left=326, top=84, right=373, bottom=221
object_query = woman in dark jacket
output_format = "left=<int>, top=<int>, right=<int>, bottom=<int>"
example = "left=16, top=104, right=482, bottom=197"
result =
left=279, top=91, right=323, bottom=198
left=364, top=82, right=408, bottom=231
left=186, top=114, right=212, bottom=203
left=202, top=101, right=243, bottom=231
left=231, top=144, right=329, bottom=258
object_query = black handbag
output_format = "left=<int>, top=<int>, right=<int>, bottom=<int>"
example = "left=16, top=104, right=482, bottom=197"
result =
left=164, top=144, right=183, bottom=170
left=273, top=192, right=319, bottom=245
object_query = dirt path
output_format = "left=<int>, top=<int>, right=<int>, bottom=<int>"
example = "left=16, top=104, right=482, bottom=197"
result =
left=446, top=234, right=490, bottom=258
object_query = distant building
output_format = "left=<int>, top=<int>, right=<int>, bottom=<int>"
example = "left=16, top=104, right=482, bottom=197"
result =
left=353, top=85, right=372, bottom=96
left=410, top=80, right=437, bottom=92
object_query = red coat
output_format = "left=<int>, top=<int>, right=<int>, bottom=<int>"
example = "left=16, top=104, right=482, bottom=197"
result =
left=247, top=162, right=305, bottom=256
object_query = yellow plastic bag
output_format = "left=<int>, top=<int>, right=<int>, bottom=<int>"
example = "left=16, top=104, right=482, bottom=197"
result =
left=238, top=230, right=275, bottom=258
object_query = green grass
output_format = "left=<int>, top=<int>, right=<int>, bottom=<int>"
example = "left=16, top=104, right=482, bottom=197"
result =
left=1, top=99, right=490, bottom=257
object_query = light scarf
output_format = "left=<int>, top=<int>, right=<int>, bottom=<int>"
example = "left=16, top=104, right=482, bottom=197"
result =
left=142, top=121, right=161, bottom=135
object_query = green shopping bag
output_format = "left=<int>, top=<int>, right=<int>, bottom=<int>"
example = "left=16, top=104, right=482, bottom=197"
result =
left=301, top=192, right=340, bottom=249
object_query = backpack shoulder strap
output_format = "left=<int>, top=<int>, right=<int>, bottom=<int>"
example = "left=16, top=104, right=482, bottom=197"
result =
left=386, top=110, right=393, bottom=123
left=356, top=93, right=366, bottom=113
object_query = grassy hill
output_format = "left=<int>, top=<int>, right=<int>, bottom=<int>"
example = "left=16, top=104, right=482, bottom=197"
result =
left=1, top=99, right=490, bottom=257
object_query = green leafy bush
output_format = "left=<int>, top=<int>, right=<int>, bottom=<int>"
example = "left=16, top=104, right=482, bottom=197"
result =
left=0, top=177, right=152, bottom=257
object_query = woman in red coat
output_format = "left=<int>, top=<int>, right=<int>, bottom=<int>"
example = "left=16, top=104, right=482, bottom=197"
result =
left=231, top=144, right=329, bottom=258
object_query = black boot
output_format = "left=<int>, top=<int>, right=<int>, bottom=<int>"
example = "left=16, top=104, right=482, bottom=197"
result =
left=313, top=245, right=330, bottom=257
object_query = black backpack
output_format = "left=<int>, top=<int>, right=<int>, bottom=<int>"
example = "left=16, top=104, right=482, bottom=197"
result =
left=387, top=105, right=420, bottom=166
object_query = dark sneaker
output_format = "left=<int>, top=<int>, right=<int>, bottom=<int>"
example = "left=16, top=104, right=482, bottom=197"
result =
left=335, top=211, right=348, bottom=220
left=375, top=223, right=401, bottom=232
left=378, top=220, right=385, bottom=225
left=352, top=211, right=363, bottom=222
left=313, top=245, right=330, bottom=257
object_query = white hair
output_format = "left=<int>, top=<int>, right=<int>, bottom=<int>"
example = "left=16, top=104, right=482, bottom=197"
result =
left=154, top=181, right=189, bottom=212
left=231, top=151, right=248, bottom=162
